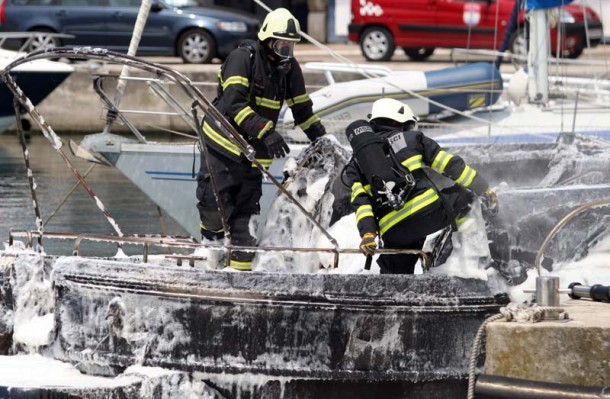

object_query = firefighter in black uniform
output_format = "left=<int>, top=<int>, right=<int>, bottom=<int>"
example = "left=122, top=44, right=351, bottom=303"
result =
left=344, top=98, right=497, bottom=274
left=196, top=8, right=326, bottom=271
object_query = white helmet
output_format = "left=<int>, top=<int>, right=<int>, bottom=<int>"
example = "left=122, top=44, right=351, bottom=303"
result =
left=368, top=98, right=417, bottom=125
left=258, top=8, right=301, bottom=42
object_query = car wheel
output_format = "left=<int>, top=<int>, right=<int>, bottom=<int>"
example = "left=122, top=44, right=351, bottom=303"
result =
left=360, top=27, right=395, bottom=61
left=509, top=29, right=528, bottom=65
left=562, top=45, right=583, bottom=59
left=177, top=28, right=215, bottom=64
left=403, top=47, right=435, bottom=61
left=26, top=28, right=61, bottom=53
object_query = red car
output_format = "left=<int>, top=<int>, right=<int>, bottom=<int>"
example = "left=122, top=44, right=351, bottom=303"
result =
left=348, top=0, right=603, bottom=61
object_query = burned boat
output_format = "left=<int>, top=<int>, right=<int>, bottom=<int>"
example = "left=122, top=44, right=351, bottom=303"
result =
left=0, top=47, right=609, bottom=397
left=49, top=256, right=507, bottom=398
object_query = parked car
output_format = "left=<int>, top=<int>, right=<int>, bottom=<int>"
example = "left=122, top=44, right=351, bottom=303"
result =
left=0, top=0, right=260, bottom=63
left=348, top=0, right=603, bottom=61
left=576, top=0, right=610, bottom=43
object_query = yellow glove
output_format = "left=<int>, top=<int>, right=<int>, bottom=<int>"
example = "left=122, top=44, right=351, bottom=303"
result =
left=481, top=187, right=498, bottom=216
left=359, top=232, right=377, bottom=256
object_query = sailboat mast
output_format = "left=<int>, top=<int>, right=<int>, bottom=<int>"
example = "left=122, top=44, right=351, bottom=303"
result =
left=528, top=9, right=550, bottom=104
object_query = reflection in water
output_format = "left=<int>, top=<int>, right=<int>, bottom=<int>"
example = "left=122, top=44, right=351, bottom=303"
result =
left=0, top=133, right=189, bottom=257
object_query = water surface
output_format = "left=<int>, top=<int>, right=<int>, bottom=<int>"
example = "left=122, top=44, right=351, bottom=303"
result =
left=0, top=133, right=190, bottom=257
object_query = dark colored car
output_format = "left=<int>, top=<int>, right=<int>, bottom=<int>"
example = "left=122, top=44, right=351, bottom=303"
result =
left=0, top=0, right=260, bottom=63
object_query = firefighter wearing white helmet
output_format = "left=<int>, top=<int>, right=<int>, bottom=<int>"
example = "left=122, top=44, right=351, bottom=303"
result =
left=196, top=7, right=326, bottom=272
left=368, top=97, right=418, bottom=130
left=343, top=98, right=497, bottom=274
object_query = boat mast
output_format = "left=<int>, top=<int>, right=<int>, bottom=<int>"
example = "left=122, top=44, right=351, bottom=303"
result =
left=528, top=9, right=550, bottom=104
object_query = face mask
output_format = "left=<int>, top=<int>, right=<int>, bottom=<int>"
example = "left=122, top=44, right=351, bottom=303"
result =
left=272, top=40, right=295, bottom=59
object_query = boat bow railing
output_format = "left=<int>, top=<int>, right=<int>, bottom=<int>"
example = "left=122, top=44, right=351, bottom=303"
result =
left=7, top=230, right=431, bottom=270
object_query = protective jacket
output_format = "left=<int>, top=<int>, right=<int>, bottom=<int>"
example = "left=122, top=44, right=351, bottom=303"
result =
left=197, top=41, right=324, bottom=271
left=200, top=41, right=324, bottom=167
left=345, top=126, right=489, bottom=242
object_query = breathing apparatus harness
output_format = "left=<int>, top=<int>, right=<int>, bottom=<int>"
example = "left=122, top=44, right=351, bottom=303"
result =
left=236, top=39, right=288, bottom=105
left=345, top=120, right=416, bottom=211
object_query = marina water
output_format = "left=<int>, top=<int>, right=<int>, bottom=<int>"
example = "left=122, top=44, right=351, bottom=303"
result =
left=0, top=133, right=190, bottom=257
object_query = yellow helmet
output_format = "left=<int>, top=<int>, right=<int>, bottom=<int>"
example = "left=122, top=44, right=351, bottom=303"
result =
left=369, top=98, right=417, bottom=125
left=258, top=8, right=301, bottom=42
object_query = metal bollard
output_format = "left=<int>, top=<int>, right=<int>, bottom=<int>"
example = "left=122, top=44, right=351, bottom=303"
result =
left=524, top=276, right=564, bottom=320
left=536, top=276, right=560, bottom=307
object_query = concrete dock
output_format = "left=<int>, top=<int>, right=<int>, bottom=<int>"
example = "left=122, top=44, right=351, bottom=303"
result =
left=483, top=299, right=610, bottom=390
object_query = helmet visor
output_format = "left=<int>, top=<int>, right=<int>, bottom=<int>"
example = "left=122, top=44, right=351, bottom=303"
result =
left=272, top=40, right=295, bottom=59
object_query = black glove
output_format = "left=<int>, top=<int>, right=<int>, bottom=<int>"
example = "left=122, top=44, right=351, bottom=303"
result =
left=359, top=232, right=377, bottom=256
left=263, top=130, right=290, bottom=158
left=480, top=187, right=498, bottom=216
left=305, top=121, right=327, bottom=142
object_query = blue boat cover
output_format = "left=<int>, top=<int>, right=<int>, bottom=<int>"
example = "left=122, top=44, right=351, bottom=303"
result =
left=526, top=0, right=573, bottom=11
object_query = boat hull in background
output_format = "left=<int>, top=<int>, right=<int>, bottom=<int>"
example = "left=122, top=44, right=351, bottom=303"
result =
left=0, top=50, right=73, bottom=134
left=280, top=62, right=504, bottom=137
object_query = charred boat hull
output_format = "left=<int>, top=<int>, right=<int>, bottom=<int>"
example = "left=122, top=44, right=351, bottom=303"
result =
left=52, top=257, right=508, bottom=398
left=452, top=139, right=610, bottom=277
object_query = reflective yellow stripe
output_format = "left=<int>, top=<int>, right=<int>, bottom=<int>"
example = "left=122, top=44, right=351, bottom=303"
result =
left=351, top=183, right=373, bottom=202
left=229, top=260, right=252, bottom=271
left=431, top=150, right=453, bottom=173
left=234, top=106, right=254, bottom=126
left=286, top=93, right=310, bottom=107
left=299, top=114, right=320, bottom=131
left=351, top=182, right=366, bottom=202
left=202, top=121, right=241, bottom=156
left=221, top=75, right=249, bottom=90
left=356, top=204, right=374, bottom=223
left=255, top=96, right=281, bottom=109
left=363, top=184, right=372, bottom=196
left=379, top=189, right=439, bottom=235
left=456, top=165, right=476, bottom=187
left=252, top=158, right=272, bottom=168
left=256, top=120, right=274, bottom=139
left=401, top=154, right=423, bottom=171
left=199, top=222, right=224, bottom=233
left=456, top=216, right=467, bottom=225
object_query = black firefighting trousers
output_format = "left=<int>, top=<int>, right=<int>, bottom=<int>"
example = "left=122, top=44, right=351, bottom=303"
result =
left=196, top=149, right=262, bottom=263
left=377, top=184, right=474, bottom=274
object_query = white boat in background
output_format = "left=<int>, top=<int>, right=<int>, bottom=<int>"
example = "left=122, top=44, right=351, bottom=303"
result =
left=279, top=60, right=504, bottom=139
left=283, top=56, right=610, bottom=146
left=0, top=33, right=73, bottom=135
